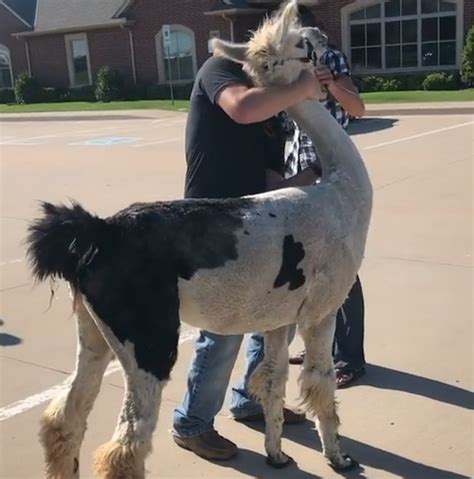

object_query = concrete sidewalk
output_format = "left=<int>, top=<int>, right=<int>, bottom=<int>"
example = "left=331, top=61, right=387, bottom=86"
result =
left=0, top=111, right=472, bottom=478
left=0, top=101, right=473, bottom=122
left=365, top=101, right=474, bottom=116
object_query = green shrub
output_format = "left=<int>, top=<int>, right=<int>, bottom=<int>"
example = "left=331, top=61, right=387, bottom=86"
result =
left=380, top=78, right=402, bottom=91
left=14, top=73, right=42, bottom=104
left=122, top=83, right=148, bottom=100
left=146, top=82, right=193, bottom=101
left=0, top=88, right=15, bottom=104
left=95, top=66, right=124, bottom=102
left=69, top=86, right=95, bottom=102
left=422, top=72, right=459, bottom=90
left=353, top=75, right=385, bottom=92
left=461, top=25, right=474, bottom=86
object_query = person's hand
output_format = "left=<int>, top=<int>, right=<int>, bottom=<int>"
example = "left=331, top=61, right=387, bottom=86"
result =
left=296, top=69, right=323, bottom=100
left=315, top=65, right=334, bottom=88
left=265, top=169, right=284, bottom=191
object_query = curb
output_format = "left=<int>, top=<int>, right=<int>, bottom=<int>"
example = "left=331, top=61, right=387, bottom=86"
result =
left=365, top=106, right=474, bottom=116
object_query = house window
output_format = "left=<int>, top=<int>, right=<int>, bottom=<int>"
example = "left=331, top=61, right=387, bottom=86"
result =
left=157, top=26, right=197, bottom=83
left=65, top=33, right=92, bottom=87
left=345, top=0, right=460, bottom=72
left=0, top=45, right=13, bottom=89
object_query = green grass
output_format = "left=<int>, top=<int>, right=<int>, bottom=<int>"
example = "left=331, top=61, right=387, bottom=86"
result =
left=361, top=89, right=474, bottom=103
left=0, top=89, right=473, bottom=113
left=0, top=99, right=190, bottom=113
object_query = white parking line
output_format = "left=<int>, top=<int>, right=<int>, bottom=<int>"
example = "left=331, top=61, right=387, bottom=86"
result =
left=364, top=121, right=473, bottom=150
left=132, top=137, right=181, bottom=148
left=0, top=328, right=198, bottom=422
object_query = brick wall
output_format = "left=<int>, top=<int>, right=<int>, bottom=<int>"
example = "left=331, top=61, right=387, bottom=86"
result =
left=128, top=0, right=230, bottom=84
left=29, top=34, right=69, bottom=87
left=88, top=28, right=134, bottom=83
left=12, top=0, right=473, bottom=89
left=0, top=6, right=29, bottom=80
left=465, top=0, right=474, bottom=37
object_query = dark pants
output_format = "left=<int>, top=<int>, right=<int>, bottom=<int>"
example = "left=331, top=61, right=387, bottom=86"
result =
left=333, top=275, right=365, bottom=371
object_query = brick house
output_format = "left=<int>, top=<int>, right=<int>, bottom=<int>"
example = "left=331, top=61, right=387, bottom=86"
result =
left=0, top=0, right=472, bottom=90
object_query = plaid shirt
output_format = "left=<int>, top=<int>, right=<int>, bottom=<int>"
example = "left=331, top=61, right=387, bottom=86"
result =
left=284, top=48, right=351, bottom=178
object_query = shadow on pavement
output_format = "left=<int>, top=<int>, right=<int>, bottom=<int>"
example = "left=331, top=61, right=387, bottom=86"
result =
left=347, top=118, right=398, bottom=136
left=361, top=364, right=473, bottom=410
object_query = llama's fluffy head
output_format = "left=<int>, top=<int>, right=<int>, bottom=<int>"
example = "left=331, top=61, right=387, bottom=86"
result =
left=212, top=0, right=327, bottom=86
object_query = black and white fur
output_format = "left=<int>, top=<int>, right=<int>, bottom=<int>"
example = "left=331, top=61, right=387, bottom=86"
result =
left=26, top=2, right=372, bottom=477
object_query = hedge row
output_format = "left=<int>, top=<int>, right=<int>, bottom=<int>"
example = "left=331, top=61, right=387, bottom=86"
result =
left=0, top=69, right=469, bottom=105
left=1, top=68, right=194, bottom=104
left=353, top=71, right=463, bottom=92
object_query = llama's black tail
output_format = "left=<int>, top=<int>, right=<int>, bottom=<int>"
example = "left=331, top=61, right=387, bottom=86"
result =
left=26, top=201, right=108, bottom=285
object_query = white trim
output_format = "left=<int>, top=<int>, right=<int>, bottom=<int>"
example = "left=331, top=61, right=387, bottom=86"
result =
left=0, top=0, right=31, bottom=27
left=0, top=43, right=14, bottom=89
left=64, top=33, right=93, bottom=87
left=341, top=0, right=462, bottom=73
left=16, top=19, right=130, bottom=37
left=156, top=25, right=197, bottom=84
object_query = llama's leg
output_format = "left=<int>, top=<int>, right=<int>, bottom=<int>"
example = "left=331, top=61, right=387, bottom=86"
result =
left=40, top=292, right=113, bottom=479
left=299, top=315, right=357, bottom=471
left=82, top=294, right=179, bottom=479
left=248, top=326, right=291, bottom=468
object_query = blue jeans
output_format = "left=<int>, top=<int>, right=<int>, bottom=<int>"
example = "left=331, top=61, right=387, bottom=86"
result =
left=173, top=328, right=296, bottom=438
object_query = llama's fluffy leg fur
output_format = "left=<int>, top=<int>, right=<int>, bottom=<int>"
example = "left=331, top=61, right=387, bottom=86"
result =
left=298, top=314, right=353, bottom=470
left=40, top=291, right=112, bottom=479
left=249, top=326, right=290, bottom=467
left=84, top=305, right=164, bottom=479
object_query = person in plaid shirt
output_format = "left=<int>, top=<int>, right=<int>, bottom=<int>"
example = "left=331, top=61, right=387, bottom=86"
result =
left=284, top=47, right=364, bottom=178
left=279, top=18, right=367, bottom=388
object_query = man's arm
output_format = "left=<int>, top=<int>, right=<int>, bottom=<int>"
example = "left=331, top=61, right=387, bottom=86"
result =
left=216, top=69, right=321, bottom=125
left=266, top=167, right=318, bottom=191
left=317, top=50, right=365, bottom=118
left=328, top=75, right=365, bottom=118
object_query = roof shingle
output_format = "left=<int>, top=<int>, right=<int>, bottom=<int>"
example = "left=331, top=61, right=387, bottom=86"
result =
left=34, top=0, right=129, bottom=33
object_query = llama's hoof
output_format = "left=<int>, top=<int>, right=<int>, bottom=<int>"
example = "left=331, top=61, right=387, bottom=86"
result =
left=266, top=452, right=295, bottom=469
left=328, top=453, right=359, bottom=472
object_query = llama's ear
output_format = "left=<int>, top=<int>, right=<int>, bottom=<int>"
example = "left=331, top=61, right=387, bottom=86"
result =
left=212, top=38, right=248, bottom=63
left=274, top=0, right=299, bottom=43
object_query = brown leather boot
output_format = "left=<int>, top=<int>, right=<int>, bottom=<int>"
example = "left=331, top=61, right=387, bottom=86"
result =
left=173, top=430, right=238, bottom=460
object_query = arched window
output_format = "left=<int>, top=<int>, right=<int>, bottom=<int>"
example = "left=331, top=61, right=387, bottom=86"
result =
left=342, top=0, right=462, bottom=72
left=156, top=26, right=197, bottom=83
left=0, top=45, right=13, bottom=89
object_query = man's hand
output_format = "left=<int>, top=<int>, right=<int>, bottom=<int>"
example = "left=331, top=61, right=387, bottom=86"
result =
left=315, top=65, right=334, bottom=88
left=296, top=69, right=323, bottom=100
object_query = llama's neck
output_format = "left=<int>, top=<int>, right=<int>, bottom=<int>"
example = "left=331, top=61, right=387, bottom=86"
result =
left=287, top=100, right=372, bottom=199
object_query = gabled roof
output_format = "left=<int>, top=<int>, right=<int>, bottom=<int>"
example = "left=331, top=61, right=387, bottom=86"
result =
left=12, top=0, right=135, bottom=36
left=1, top=0, right=37, bottom=27
left=33, top=0, right=132, bottom=33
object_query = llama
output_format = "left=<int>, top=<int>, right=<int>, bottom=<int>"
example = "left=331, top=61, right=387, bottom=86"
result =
left=26, top=1, right=372, bottom=477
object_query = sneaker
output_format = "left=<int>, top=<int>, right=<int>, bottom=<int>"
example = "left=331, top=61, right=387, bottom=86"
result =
left=233, top=406, right=306, bottom=424
left=173, top=429, right=238, bottom=460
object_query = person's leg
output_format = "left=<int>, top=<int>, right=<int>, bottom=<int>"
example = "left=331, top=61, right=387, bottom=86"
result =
left=230, top=326, right=303, bottom=422
left=229, top=333, right=265, bottom=419
left=173, top=331, right=243, bottom=438
left=333, top=276, right=366, bottom=386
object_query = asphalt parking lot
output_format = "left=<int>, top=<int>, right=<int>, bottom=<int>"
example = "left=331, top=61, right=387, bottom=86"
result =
left=0, top=108, right=472, bottom=478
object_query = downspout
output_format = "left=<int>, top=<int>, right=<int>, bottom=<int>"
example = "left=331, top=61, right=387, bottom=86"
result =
left=223, top=14, right=235, bottom=42
left=121, top=25, right=137, bottom=84
left=25, top=39, right=31, bottom=75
